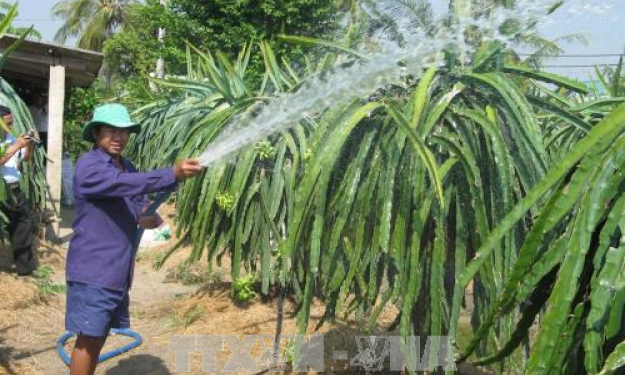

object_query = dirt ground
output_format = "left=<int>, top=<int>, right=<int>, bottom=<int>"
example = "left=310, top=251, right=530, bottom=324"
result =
left=0, top=204, right=484, bottom=375
left=0, top=232, right=197, bottom=375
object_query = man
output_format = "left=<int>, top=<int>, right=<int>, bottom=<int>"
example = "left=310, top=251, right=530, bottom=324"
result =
left=0, top=105, right=37, bottom=276
left=65, top=103, right=202, bottom=375
left=28, top=92, right=48, bottom=152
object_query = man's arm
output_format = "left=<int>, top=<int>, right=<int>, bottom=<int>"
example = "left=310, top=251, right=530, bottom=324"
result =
left=21, top=141, right=33, bottom=162
left=76, top=159, right=178, bottom=198
left=76, top=158, right=201, bottom=199
left=0, top=137, right=29, bottom=165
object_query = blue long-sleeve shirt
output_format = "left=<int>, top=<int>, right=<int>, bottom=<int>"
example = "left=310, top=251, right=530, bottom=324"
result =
left=66, top=147, right=177, bottom=291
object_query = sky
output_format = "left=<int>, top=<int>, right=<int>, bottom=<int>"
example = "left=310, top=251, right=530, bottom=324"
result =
left=10, top=0, right=625, bottom=80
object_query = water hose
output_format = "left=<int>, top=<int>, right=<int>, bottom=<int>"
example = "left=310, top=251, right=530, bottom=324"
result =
left=57, top=328, right=142, bottom=366
left=57, top=191, right=172, bottom=366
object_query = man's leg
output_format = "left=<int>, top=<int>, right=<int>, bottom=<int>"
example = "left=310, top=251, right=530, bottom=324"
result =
left=65, top=282, right=114, bottom=375
left=9, top=190, right=36, bottom=275
left=70, top=334, right=107, bottom=375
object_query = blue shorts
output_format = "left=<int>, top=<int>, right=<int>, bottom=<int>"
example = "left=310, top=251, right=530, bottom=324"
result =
left=65, top=281, right=130, bottom=337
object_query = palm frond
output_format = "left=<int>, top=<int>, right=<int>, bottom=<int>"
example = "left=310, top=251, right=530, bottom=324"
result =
left=51, top=0, right=133, bottom=50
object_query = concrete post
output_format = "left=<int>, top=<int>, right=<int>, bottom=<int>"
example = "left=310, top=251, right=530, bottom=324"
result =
left=46, top=65, right=65, bottom=240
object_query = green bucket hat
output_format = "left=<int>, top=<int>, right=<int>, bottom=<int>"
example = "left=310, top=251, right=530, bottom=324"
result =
left=82, top=103, right=141, bottom=142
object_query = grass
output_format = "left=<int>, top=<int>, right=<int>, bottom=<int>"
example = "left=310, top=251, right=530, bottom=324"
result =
left=130, top=307, right=143, bottom=320
left=150, top=251, right=168, bottom=269
left=142, top=249, right=226, bottom=285
left=165, top=262, right=225, bottom=286
left=134, top=249, right=168, bottom=268
left=134, top=250, right=148, bottom=263
left=456, top=317, right=474, bottom=357
left=32, top=266, right=65, bottom=300
left=161, top=305, right=204, bottom=330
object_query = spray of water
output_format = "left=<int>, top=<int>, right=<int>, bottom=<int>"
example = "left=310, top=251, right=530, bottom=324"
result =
left=197, top=0, right=606, bottom=167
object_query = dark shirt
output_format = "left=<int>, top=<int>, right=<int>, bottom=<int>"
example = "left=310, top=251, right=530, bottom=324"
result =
left=66, top=147, right=177, bottom=291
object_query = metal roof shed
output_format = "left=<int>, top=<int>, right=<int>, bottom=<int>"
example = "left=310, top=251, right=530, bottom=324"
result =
left=0, top=34, right=104, bottom=239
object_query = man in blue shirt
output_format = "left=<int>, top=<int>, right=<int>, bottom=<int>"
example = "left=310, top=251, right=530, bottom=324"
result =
left=0, top=105, right=37, bottom=276
left=65, top=103, right=202, bottom=375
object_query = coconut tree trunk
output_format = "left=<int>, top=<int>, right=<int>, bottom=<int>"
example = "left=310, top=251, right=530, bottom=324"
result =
left=156, top=0, right=166, bottom=80
left=155, top=31, right=165, bottom=79
left=150, top=0, right=167, bottom=91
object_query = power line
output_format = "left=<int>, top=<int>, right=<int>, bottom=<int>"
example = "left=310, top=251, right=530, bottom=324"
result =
left=517, top=53, right=624, bottom=57
left=13, top=18, right=58, bottom=22
left=7, top=21, right=625, bottom=60
left=542, top=64, right=621, bottom=68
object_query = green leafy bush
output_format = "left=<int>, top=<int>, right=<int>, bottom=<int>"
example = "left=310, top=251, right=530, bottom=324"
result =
left=233, top=274, right=257, bottom=303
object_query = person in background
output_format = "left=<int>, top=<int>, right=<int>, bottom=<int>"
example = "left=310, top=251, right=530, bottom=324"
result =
left=28, top=92, right=48, bottom=152
left=65, top=103, right=202, bottom=375
left=0, top=105, right=37, bottom=276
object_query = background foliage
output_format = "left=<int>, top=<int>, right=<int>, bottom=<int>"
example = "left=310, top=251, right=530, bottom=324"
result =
left=63, top=82, right=105, bottom=160
left=104, top=0, right=343, bottom=85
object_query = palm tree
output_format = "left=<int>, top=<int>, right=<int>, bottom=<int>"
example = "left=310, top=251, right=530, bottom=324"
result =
left=51, top=0, right=137, bottom=51
left=0, top=1, right=42, bottom=39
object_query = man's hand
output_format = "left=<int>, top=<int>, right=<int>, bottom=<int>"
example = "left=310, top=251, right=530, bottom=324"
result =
left=139, top=202, right=164, bottom=229
left=139, top=214, right=162, bottom=229
left=174, top=158, right=203, bottom=181
left=16, top=135, right=31, bottom=148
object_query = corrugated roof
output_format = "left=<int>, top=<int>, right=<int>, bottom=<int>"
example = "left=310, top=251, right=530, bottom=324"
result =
left=0, top=34, right=104, bottom=87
